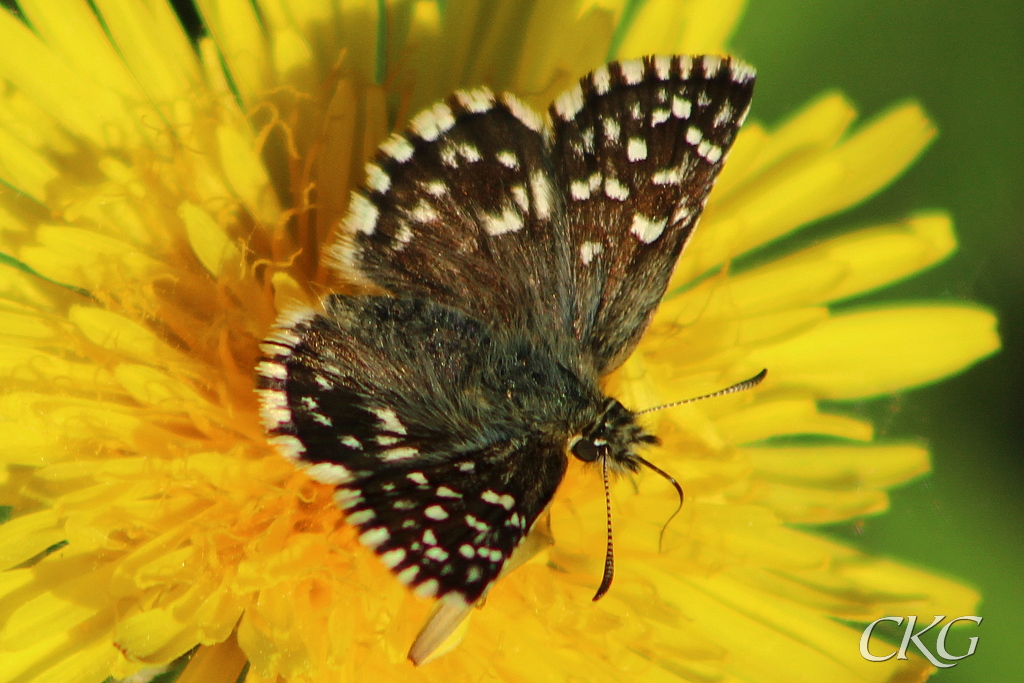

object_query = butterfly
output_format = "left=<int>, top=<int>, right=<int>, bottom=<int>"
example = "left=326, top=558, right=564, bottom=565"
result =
left=256, top=54, right=756, bottom=655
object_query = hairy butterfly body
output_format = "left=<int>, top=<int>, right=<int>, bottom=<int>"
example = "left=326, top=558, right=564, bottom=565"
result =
left=257, top=56, right=755, bottom=612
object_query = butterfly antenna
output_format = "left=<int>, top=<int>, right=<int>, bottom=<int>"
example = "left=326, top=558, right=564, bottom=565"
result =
left=592, top=457, right=615, bottom=601
left=633, top=455, right=684, bottom=553
left=637, top=369, right=767, bottom=415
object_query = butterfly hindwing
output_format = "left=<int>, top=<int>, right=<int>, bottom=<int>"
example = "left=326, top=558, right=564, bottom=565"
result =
left=257, top=296, right=584, bottom=602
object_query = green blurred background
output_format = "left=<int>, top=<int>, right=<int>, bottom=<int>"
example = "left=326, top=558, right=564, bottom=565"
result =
left=730, top=1, right=1022, bottom=680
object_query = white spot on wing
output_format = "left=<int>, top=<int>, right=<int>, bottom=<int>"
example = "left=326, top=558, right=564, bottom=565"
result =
left=653, top=55, right=670, bottom=80
left=425, top=547, right=449, bottom=561
left=570, top=179, right=590, bottom=201
left=458, top=143, right=482, bottom=163
left=380, top=134, right=414, bottom=162
left=365, top=163, right=390, bottom=193
left=304, top=462, right=352, bottom=484
left=698, top=140, right=723, bottom=163
left=410, top=102, right=455, bottom=141
left=496, top=150, right=519, bottom=169
left=592, top=64, right=611, bottom=94
left=602, top=116, right=620, bottom=142
left=394, top=222, right=413, bottom=247
left=702, top=55, right=722, bottom=77
left=481, top=205, right=525, bottom=236
left=423, top=180, right=447, bottom=197
left=685, top=126, right=703, bottom=145
left=619, top=58, right=644, bottom=84
left=382, top=447, right=418, bottom=461
left=397, top=565, right=419, bottom=585
left=604, top=176, right=629, bottom=201
left=630, top=213, right=668, bottom=243
left=268, top=434, right=304, bottom=461
left=407, top=472, right=428, bottom=485
left=731, top=60, right=756, bottom=83
left=677, top=55, right=693, bottom=78
left=672, top=204, right=693, bottom=225
left=415, top=579, right=439, bottom=598
left=530, top=170, right=554, bottom=219
left=580, top=241, right=602, bottom=265
left=346, top=509, right=374, bottom=525
left=424, top=505, right=449, bottom=520
left=511, top=185, right=529, bottom=213
left=627, top=138, right=648, bottom=161
left=346, top=193, right=379, bottom=235
left=373, top=407, right=407, bottom=434
left=257, top=389, right=290, bottom=429
left=672, top=96, right=692, bottom=119
left=334, top=488, right=362, bottom=509
left=359, top=527, right=390, bottom=549
left=502, top=93, right=543, bottom=131
left=455, top=86, right=495, bottom=113
left=481, top=490, right=514, bottom=510
left=409, top=199, right=438, bottom=223
left=381, top=548, right=406, bottom=568
left=554, top=83, right=585, bottom=120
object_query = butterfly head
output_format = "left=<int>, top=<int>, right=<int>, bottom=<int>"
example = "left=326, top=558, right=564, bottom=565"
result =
left=569, top=398, right=659, bottom=471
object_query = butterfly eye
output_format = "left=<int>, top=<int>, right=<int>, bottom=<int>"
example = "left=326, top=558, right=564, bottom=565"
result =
left=571, top=438, right=604, bottom=462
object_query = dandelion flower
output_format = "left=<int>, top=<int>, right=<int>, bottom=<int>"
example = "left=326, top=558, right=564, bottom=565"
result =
left=0, top=1, right=999, bottom=683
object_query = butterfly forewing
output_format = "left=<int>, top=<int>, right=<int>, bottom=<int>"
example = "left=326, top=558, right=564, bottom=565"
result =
left=336, top=89, right=575, bottom=347
left=550, top=55, right=755, bottom=373
left=260, top=55, right=755, bottom=606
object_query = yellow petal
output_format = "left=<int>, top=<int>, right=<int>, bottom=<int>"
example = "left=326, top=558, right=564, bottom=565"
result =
left=32, top=640, right=117, bottom=683
left=0, top=123, right=58, bottom=200
left=0, top=402, right=61, bottom=465
left=195, top=0, right=268, bottom=104
left=19, top=225, right=161, bottom=291
left=754, top=305, right=1001, bottom=399
left=216, top=124, right=276, bottom=222
left=712, top=212, right=956, bottom=315
left=618, top=0, right=744, bottom=58
left=745, top=444, right=929, bottom=489
left=69, top=307, right=179, bottom=362
left=0, top=304, right=59, bottom=342
left=18, top=0, right=142, bottom=102
left=0, top=508, right=66, bottom=570
left=90, top=0, right=198, bottom=104
left=647, top=569, right=922, bottom=683
left=714, top=397, right=874, bottom=443
left=176, top=637, right=248, bottom=683
left=835, top=558, right=980, bottom=620
left=180, top=201, right=241, bottom=277
left=680, top=102, right=936, bottom=283
left=0, top=8, right=127, bottom=147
